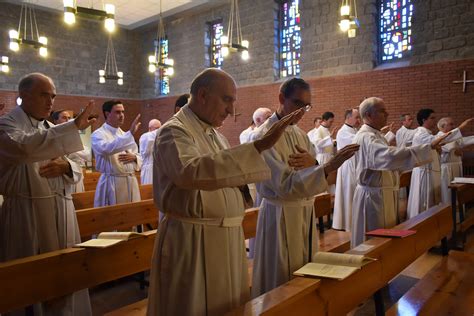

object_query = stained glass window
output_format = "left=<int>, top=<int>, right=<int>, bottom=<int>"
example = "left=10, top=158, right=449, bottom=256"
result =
left=380, top=0, right=413, bottom=62
left=156, top=38, right=170, bottom=95
left=210, top=21, right=224, bottom=68
left=279, top=0, right=301, bottom=78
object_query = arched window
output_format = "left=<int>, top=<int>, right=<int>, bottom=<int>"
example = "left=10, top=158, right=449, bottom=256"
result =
left=379, top=0, right=414, bottom=62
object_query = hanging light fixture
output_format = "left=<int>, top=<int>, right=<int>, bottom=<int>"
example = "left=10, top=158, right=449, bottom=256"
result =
left=147, top=0, right=174, bottom=76
left=99, top=35, right=123, bottom=85
left=63, top=0, right=116, bottom=33
left=1, top=56, right=9, bottom=73
left=339, top=0, right=359, bottom=38
left=9, top=1, right=48, bottom=58
left=221, top=0, right=249, bottom=61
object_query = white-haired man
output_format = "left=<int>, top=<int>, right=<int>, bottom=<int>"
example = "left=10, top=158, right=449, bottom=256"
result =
left=351, top=97, right=447, bottom=247
left=0, top=73, right=95, bottom=314
left=332, top=108, right=361, bottom=231
left=139, top=119, right=162, bottom=185
left=436, top=117, right=474, bottom=204
left=147, top=68, right=302, bottom=316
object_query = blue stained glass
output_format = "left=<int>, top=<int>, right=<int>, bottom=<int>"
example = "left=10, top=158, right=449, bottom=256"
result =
left=158, top=38, right=170, bottom=96
left=380, top=0, right=413, bottom=62
left=210, top=21, right=224, bottom=69
left=280, top=0, right=301, bottom=78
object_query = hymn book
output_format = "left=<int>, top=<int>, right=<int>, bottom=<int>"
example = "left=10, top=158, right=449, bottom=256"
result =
left=365, top=228, right=416, bottom=238
left=451, top=177, right=474, bottom=184
left=293, top=252, right=376, bottom=280
left=75, top=232, right=144, bottom=248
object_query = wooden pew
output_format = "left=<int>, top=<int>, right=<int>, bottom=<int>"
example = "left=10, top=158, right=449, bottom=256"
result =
left=0, top=207, right=262, bottom=314
left=386, top=250, right=474, bottom=316
left=73, top=184, right=154, bottom=210
left=226, top=203, right=452, bottom=316
left=449, top=181, right=474, bottom=247
left=83, top=172, right=141, bottom=192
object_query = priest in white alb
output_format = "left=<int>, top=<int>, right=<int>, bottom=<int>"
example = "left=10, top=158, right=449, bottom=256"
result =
left=250, top=78, right=359, bottom=296
left=407, top=109, right=470, bottom=219
left=0, top=73, right=94, bottom=315
left=91, top=100, right=142, bottom=206
left=332, top=108, right=361, bottom=231
left=396, top=113, right=417, bottom=147
left=146, top=68, right=301, bottom=316
left=351, top=98, right=446, bottom=247
left=436, top=117, right=474, bottom=204
left=139, top=119, right=161, bottom=185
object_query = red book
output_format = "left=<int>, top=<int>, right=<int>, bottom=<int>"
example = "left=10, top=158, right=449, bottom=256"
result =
left=365, top=229, right=416, bottom=238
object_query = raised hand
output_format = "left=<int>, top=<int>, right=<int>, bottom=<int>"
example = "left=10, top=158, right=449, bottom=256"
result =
left=288, top=144, right=317, bottom=170
left=381, top=122, right=394, bottom=134
left=431, top=131, right=452, bottom=150
left=129, top=114, right=141, bottom=135
left=323, top=144, right=360, bottom=175
left=330, top=126, right=338, bottom=139
left=74, top=100, right=97, bottom=130
left=458, top=117, right=474, bottom=132
left=254, top=109, right=304, bottom=153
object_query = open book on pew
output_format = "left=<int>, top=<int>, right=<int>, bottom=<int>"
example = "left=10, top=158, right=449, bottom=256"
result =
left=293, top=252, right=376, bottom=280
left=451, top=177, right=474, bottom=184
left=75, top=232, right=144, bottom=248
left=366, top=228, right=416, bottom=238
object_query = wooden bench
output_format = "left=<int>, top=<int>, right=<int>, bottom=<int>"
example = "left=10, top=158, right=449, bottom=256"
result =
left=449, top=181, right=474, bottom=247
left=73, top=184, right=154, bottom=210
left=386, top=250, right=474, bottom=316
left=226, top=203, right=452, bottom=316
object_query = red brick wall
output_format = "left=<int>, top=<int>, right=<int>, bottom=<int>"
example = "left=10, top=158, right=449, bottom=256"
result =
left=2, top=59, right=473, bottom=146
left=140, top=59, right=474, bottom=146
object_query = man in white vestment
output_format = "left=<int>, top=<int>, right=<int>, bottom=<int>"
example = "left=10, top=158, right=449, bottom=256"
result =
left=91, top=100, right=142, bottom=207
left=146, top=68, right=302, bottom=316
left=0, top=73, right=95, bottom=315
left=436, top=117, right=474, bottom=204
left=351, top=98, right=447, bottom=247
left=407, top=109, right=470, bottom=218
left=52, top=109, right=91, bottom=192
left=239, top=120, right=255, bottom=144
left=332, top=108, right=361, bottom=231
left=306, top=116, right=321, bottom=141
left=250, top=78, right=360, bottom=297
left=396, top=113, right=417, bottom=147
left=308, top=111, right=336, bottom=165
left=139, top=119, right=161, bottom=185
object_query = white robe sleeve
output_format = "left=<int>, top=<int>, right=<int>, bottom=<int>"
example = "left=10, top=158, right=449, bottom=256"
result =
left=0, top=120, right=83, bottom=164
left=384, top=131, right=396, bottom=143
left=91, top=130, right=138, bottom=156
left=313, top=135, right=334, bottom=152
left=62, top=157, right=83, bottom=185
left=460, top=135, right=474, bottom=147
left=156, top=125, right=270, bottom=191
left=260, top=148, right=328, bottom=199
left=366, top=136, right=433, bottom=171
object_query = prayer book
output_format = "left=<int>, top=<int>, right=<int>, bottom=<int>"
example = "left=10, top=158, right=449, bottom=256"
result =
left=75, top=232, right=144, bottom=248
left=365, top=229, right=416, bottom=238
left=451, top=177, right=474, bottom=184
left=293, top=252, right=376, bottom=280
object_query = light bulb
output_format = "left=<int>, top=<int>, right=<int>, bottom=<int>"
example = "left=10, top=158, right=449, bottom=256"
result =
left=9, top=42, right=19, bottom=52
left=339, top=19, right=350, bottom=32
left=105, top=18, right=115, bottom=33
left=148, top=55, right=156, bottom=63
left=105, top=4, right=115, bottom=15
left=222, top=46, right=229, bottom=57
left=117, top=71, right=123, bottom=78
left=348, top=29, right=356, bottom=38
left=39, top=47, right=48, bottom=58
left=64, top=12, right=75, bottom=25
left=165, top=67, right=174, bottom=77
left=2, top=56, right=9, bottom=63
left=99, top=69, right=105, bottom=76
left=241, top=40, right=249, bottom=48
left=63, top=0, right=74, bottom=6
left=39, top=36, right=48, bottom=45
left=221, top=35, right=228, bottom=45
left=1, top=65, right=9, bottom=73
left=118, top=78, right=123, bottom=85
left=148, top=64, right=157, bottom=73
left=165, top=58, right=174, bottom=66
left=9, top=30, right=19, bottom=40
left=340, top=5, right=350, bottom=16
left=99, top=76, right=105, bottom=84
left=241, top=50, right=249, bottom=60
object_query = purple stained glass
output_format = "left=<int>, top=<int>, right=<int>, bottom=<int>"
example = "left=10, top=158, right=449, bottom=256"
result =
left=280, top=0, right=301, bottom=78
left=380, top=0, right=413, bottom=61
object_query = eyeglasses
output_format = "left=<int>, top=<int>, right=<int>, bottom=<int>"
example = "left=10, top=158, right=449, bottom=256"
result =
left=291, top=99, right=312, bottom=112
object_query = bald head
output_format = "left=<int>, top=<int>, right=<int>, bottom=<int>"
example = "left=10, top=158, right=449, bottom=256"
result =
left=252, top=107, right=272, bottom=127
left=188, top=68, right=237, bottom=127
left=437, top=117, right=454, bottom=133
left=148, top=119, right=162, bottom=131
left=18, top=72, right=57, bottom=120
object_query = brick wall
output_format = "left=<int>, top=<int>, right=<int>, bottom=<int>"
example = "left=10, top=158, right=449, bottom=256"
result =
left=140, top=58, right=474, bottom=146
